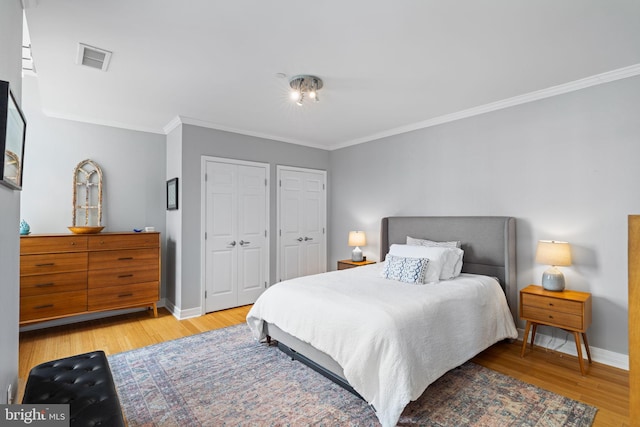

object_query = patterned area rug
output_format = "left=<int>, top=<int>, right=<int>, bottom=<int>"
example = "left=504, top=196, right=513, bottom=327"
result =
left=108, top=324, right=597, bottom=426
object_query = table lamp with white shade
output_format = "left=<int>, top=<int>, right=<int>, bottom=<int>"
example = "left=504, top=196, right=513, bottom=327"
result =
left=348, top=231, right=366, bottom=262
left=535, top=240, right=572, bottom=291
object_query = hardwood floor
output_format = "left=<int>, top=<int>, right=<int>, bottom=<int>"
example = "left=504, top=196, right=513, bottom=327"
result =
left=19, top=306, right=629, bottom=426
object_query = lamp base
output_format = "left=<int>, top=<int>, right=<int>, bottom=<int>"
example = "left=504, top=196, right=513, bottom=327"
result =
left=351, top=247, right=363, bottom=262
left=542, top=267, right=565, bottom=291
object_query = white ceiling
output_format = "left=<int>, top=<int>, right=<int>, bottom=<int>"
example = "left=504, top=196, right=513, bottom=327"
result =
left=23, top=0, right=640, bottom=150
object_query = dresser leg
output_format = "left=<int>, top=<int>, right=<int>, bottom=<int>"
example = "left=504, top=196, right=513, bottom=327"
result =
left=151, top=303, right=158, bottom=318
left=531, top=324, right=538, bottom=347
left=521, top=321, right=532, bottom=357
left=573, top=331, right=587, bottom=375
left=582, top=332, right=592, bottom=363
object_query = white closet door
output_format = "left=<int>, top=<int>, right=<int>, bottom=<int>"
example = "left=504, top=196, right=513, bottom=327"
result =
left=204, top=158, right=268, bottom=313
left=237, top=165, right=268, bottom=306
left=205, top=161, right=238, bottom=312
left=278, top=167, right=327, bottom=282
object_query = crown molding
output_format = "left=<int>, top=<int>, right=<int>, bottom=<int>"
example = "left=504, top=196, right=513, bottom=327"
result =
left=330, top=63, right=640, bottom=150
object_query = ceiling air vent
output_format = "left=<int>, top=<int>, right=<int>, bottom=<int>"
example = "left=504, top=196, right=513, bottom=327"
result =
left=76, top=43, right=112, bottom=71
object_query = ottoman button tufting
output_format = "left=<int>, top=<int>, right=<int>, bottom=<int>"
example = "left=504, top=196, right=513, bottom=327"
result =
left=22, top=351, right=125, bottom=427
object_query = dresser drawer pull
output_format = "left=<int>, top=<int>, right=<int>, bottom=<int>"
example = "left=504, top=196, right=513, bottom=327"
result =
left=548, top=315, right=554, bottom=319
left=548, top=303, right=554, bottom=306
left=35, top=263, right=55, bottom=267
left=118, top=274, right=134, bottom=278
left=35, top=283, right=55, bottom=288
left=118, top=257, right=134, bottom=261
left=34, top=304, right=54, bottom=309
left=118, top=293, right=134, bottom=298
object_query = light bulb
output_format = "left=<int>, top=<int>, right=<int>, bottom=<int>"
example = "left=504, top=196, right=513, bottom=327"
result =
left=290, top=90, right=300, bottom=100
left=296, top=93, right=304, bottom=106
left=309, top=90, right=316, bottom=99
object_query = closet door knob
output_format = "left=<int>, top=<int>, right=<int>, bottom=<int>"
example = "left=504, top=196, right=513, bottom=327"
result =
left=297, top=237, right=304, bottom=242
left=240, top=240, right=250, bottom=246
left=228, top=241, right=236, bottom=247
left=304, top=237, right=313, bottom=241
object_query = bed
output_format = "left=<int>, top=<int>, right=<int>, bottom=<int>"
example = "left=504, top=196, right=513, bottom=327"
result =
left=246, top=216, right=518, bottom=427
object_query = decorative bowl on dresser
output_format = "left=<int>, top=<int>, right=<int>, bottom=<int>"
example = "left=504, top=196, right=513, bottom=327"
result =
left=20, top=232, right=160, bottom=325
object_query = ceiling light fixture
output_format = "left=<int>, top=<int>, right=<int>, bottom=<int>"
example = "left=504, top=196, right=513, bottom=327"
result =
left=289, top=75, right=323, bottom=106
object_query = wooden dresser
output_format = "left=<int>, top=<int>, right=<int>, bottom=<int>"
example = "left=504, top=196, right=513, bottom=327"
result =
left=20, top=232, right=160, bottom=325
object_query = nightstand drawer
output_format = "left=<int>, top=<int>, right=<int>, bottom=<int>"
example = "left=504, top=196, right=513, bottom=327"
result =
left=521, top=306, right=584, bottom=330
left=522, top=293, right=583, bottom=315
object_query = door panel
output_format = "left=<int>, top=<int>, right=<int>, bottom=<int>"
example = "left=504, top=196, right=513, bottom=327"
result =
left=237, top=165, right=267, bottom=305
left=204, top=160, right=268, bottom=312
left=278, top=167, right=326, bottom=282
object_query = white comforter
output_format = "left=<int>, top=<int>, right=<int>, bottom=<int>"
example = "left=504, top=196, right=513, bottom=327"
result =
left=246, top=264, right=517, bottom=427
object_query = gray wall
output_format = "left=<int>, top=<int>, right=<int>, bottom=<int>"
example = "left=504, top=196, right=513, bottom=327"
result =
left=329, top=75, right=640, bottom=356
left=20, top=76, right=167, bottom=297
left=0, top=0, right=23, bottom=404
left=167, top=124, right=330, bottom=311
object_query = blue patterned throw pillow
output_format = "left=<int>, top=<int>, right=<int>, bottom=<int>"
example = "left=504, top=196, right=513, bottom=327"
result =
left=382, top=254, right=429, bottom=284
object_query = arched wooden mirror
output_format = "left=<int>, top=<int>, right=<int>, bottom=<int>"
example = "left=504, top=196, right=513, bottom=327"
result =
left=69, top=159, right=104, bottom=234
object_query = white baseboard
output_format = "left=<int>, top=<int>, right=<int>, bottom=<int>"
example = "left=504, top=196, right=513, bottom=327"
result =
left=164, top=299, right=202, bottom=320
left=518, top=328, right=628, bottom=371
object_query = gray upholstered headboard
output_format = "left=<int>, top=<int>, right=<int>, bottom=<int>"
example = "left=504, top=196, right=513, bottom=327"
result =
left=380, top=216, right=517, bottom=319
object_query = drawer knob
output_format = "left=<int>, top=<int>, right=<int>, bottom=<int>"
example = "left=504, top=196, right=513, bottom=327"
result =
left=548, top=315, right=554, bottom=319
left=34, top=304, right=54, bottom=309
left=118, top=293, right=134, bottom=298
left=118, top=257, right=134, bottom=261
left=118, top=274, right=134, bottom=278
left=35, top=263, right=55, bottom=267
left=71, top=242, right=76, bottom=246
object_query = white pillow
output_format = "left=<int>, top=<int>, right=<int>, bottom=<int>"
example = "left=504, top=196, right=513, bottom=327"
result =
left=389, top=244, right=463, bottom=281
left=387, top=244, right=440, bottom=283
left=382, top=255, right=429, bottom=284
left=407, top=236, right=461, bottom=248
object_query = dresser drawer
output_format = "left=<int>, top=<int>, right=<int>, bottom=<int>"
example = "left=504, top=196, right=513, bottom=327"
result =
left=21, top=252, right=88, bottom=276
left=88, top=248, right=159, bottom=271
left=521, top=293, right=583, bottom=315
left=521, top=305, right=584, bottom=330
left=20, top=291, right=87, bottom=322
left=21, top=235, right=88, bottom=254
left=88, top=233, right=159, bottom=251
left=20, top=271, right=87, bottom=296
left=88, top=266, right=159, bottom=289
left=88, top=282, right=159, bottom=311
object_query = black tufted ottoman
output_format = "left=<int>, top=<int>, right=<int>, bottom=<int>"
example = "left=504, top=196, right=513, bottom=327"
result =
left=22, top=350, right=126, bottom=427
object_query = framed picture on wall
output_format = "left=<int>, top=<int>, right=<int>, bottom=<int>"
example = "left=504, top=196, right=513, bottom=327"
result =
left=0, top=80, right=27, bottom=191
left=166, top=177, right=178, bottom=210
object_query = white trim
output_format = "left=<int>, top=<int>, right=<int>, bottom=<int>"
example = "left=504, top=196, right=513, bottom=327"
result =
left=330, top=63, right=640, bottom=150
left=162, top=115, right=182, bottom=134
left=200, top=156, right=270, bottom=314
left=174, top=116, right=328, bottom=150
left=41, top=108, right=165, bottom=134
left=517, top=328, right=628, bottom=371
left=164, top=299, right=202, bottom=320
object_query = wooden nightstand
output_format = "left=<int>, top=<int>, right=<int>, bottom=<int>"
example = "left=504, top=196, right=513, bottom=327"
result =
left=520, top=284, right=592, bottom=375
left=337, top=259, right=376, bottom=270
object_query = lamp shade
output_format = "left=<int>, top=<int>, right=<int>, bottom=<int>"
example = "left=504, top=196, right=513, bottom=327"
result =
left=348, top=231, right=366, bottom=247
left=535, top=240, right=572, bottom=266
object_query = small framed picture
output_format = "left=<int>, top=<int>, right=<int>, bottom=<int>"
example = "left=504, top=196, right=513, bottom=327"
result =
left=166, top=177, right=178, bottom=210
